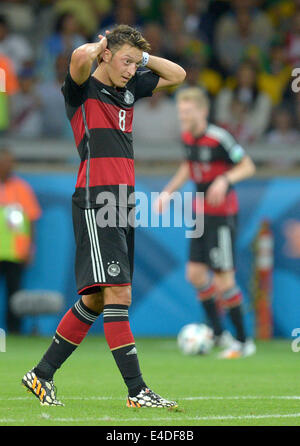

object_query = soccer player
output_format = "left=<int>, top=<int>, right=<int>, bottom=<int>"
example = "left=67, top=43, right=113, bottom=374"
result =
left=155, top=87, right=256, bottom=359
left=22, top=25, right=186, bottom=407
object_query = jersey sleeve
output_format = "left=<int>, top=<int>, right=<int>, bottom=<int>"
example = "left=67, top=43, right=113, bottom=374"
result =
left=219, top=129, right=246, bottom=164
left=61, top=71, right=90, bottom=107
left=133, top=68, right=160, bottom=102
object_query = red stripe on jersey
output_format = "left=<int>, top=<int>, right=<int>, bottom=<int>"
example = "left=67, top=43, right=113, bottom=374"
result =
left=181, top=132, right=219, bottom=148
left=188, top=160, right=229, bottom=183
left=75, top=157, right=135, bottom=188
left=182, top=132, right=196, bottom=145
left=197, top=135, right=219, bottom=147
left=85, top=98, right=133, bottom=133
left=70, top=107, right=85, bottom=147
left=193, top=190, right=239, bottom=216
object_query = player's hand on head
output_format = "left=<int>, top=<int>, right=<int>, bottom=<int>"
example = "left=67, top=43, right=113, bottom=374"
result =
left=97, top=30, right=110, bottom=64
left=206, top=176, right=228, bottom=207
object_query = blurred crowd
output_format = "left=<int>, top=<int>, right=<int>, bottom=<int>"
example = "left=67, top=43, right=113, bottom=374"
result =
left=0, top=0, right=299, bottom=147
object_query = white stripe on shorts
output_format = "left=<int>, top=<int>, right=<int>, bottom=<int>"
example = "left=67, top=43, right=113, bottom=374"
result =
left=84, top=209, right=104, bottom=283
left=90, top=209, right=106, bottom=282
left=84, top=210, right=99, bottom=282
left=218, top=225, right=233, bottom=271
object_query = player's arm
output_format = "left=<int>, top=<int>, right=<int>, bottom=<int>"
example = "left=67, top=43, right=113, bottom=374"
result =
left=223, top=155, right=256, bottom=184
left=145, top=55, right=186, bottom=90
left=206, top=155, right=256, bottom=207
left=154, top=161, right=190, bottom=213
left=70, top=34, right=108, bottom=85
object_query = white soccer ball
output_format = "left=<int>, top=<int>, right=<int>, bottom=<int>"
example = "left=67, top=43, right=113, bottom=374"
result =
left=177, top=323, right=214, bottom=355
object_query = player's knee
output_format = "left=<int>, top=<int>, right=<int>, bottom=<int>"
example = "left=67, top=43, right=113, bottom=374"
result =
left=82, top=292, right=104, bottom=314
left=214, top=273, right=235, bottom=294
left=104, top=286, right=132, bottom=307
left=186, top=264, right=208, bottom=288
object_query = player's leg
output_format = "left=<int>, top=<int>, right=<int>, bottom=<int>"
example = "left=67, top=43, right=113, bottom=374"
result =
left=102, top=223, right=177, bottom=408
left=186, top=261, right=224, bottom=340
left=102, top=285, right=147, bottom=401
left=22, top=290, right=103, bottom=405
left=34, top=291, right=104, bottom=379
left=21, top=203, right=106, bottom=405
left=214, top=270, right=245, bottom=343
left=215, top=271, right=256, bottom=359
left=207, top=215, right=254, bottom=357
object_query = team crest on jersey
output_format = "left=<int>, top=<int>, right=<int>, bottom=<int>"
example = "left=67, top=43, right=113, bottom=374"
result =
left=107, top=261, right=121, bottom=277
left=124, top=90, right=134, bottom=105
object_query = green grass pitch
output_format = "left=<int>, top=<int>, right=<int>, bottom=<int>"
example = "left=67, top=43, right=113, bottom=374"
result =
left=0, top=335, right=299, bottom=426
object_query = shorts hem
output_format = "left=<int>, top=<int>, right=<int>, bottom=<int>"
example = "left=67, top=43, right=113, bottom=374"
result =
left=210, top=267, right=236, bottom=273
left=78, top=283, right=131, bottom=295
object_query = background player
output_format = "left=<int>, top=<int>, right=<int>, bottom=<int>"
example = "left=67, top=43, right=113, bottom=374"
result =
left=155, top=87, right=256, bottom=359
left=22, top=25, right=186, bottom=407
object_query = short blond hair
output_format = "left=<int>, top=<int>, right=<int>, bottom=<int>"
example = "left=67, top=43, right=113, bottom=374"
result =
left=176, top=87, right=210, bottom=110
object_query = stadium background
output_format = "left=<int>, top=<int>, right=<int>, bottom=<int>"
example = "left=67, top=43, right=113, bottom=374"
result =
left=0, top=0, right=300, bottom=339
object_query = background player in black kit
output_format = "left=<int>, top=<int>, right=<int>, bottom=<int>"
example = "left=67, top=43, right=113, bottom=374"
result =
left=22, top=25, right=186, bottom=407
left=155, top=87, right=256, bottom=359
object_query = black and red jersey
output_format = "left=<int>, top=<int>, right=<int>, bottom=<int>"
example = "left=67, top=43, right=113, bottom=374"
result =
left=62, top=69, right=159, bottom=208
left=181, top=124, right=245, bottom=216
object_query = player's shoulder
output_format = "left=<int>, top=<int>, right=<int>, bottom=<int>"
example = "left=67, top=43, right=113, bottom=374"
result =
left=62, top=71, right=91, bottom=90
left=205, top=124, right=237, bottom=150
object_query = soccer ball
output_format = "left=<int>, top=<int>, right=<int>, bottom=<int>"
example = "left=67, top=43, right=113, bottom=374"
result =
left=177, top=323, right=214, bottom=355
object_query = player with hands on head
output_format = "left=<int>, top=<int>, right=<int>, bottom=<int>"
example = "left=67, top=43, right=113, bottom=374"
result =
left=22, top=25, right=186, bottom=407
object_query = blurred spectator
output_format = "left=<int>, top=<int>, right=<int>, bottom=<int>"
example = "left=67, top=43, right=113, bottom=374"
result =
left=283, top=78, right=300, bottom=129
left=266, top=0, right=298, bottom=32
left=36, top=54, right=73, bottom=139
left=215, top=0, right=273, bottom=74
left=258, top=40, right=292, bottom=105
left=98, top=0, right=144, bottom=34
left=10, top=68, right=42, bottom=139
left=38, top=12, right=86, bottom=81
left=133, top=90, right=180, bottom=145
left=181, top=0, right=214, bottom=43
left=293, top=91, right=300, bottom=129
left=181, top=59, right=222, bottom=98
left=0, top=0, right=298, bottom=161
left=0, top=14, right=33, bottom=73
left=266, top=107, right=299, bottom=145
left=54, top=0, right=112, bottom=38
left=142, top=22, right=165, bottom=57
left=0, top=147, right=41, bottom=333
left=284, top=9, right=300, bottom=67
left=0, top=0, right=35, bottom=34
left=0, top=54, right=19, bottom=135
left=161, top=10, right=190, bottom=65
left=215, top=61, right=272, bottom=143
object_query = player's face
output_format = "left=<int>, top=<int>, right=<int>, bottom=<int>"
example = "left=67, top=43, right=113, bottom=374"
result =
left=107, top=44, right=143, bottom=88
left=177, top=100, right=208, bottom=133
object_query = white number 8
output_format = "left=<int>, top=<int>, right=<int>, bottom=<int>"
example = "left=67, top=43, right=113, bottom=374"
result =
left=119, top=109, right=126, bottom=131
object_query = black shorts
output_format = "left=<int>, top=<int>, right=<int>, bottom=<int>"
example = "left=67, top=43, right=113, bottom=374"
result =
left=72, top=202, right=134, bottom=295
left=189, top=214, right=237, bottom=272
